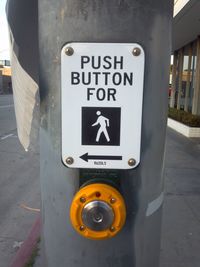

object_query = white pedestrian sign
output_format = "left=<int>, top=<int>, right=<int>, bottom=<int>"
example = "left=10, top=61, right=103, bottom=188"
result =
left=61, top=43, right=145, bottom=169
left=92, top=111, right=110, bottom=143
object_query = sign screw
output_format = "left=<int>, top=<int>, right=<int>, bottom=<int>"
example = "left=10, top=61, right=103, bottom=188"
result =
left=80, top=225, right=85, bottom=231
left=110, top=198, right=116, bottom=204
left=80, top=197, right=86, bottom=203
left=66, top=157, right=74, bottom=165
left=132, top=47, right=141, bottom=56
left=128, top=158, right=136, bottom=167
left=65, top=46, right=74, bottom=56
left=110, top=226, right=115, bottom=232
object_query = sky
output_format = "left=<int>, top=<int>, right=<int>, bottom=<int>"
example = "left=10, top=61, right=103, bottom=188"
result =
left=0, top=0, right=10, bottom=60
left=0, top=1, right=175, bottom=63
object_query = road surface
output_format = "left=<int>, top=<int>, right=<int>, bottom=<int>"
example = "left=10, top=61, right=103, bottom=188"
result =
left=0, top=95, right=40, bottom=267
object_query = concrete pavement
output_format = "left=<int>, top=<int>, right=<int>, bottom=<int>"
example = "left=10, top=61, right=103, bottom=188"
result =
left=0, top=95, right=15, bottom=136
left=0, top=95, right=40, bottom=267
left=160, top=128, right=200, bottom=267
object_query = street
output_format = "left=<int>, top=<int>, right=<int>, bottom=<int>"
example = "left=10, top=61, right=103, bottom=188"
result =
left=0, top=95, right=40, bottom=267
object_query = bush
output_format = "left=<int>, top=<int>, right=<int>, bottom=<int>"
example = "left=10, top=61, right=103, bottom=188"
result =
left=168, top=108, right=200, bottom=127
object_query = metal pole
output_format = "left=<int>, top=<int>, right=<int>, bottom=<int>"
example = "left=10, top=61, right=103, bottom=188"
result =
left=170, top=51, right=178, bottom=108
left=38, top=1, right=173, bottom=266
left=177, top=48, right=184, bottom=110
left=192, top=36, right=200, bottom=115
left=184, top=44, right=192, bottom=112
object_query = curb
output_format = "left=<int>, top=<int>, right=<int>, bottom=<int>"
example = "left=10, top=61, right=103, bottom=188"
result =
left=9, top=215, right=41, bottom=267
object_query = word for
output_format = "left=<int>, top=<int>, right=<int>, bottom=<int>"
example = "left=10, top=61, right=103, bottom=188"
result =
left=87, top=88, right=116, bottom=101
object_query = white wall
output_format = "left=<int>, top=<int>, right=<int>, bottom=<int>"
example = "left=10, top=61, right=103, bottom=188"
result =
left=174, top=0, right=190, bottom=16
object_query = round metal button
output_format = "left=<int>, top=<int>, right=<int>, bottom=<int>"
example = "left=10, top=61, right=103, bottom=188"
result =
left=70, top=183, right=126, bottom=240
left=82, top=200, right=114, bottom=231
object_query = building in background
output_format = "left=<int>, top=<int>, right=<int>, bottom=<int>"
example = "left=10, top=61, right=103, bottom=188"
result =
left=170, top=0, right=200, bottom=115
left=0, top=60, right=12, bottom=94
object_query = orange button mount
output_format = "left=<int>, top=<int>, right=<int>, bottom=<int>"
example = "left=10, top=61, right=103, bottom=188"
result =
left=70, top=183, right=126, bottom=240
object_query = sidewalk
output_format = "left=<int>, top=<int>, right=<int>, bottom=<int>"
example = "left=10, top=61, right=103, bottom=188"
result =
left=33, top=128, right=200, bottom=267
left=160, top=128, right=200, bottom=267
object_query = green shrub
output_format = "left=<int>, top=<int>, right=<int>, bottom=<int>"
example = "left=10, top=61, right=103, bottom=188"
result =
left=168, top=108, right=200, bottom=127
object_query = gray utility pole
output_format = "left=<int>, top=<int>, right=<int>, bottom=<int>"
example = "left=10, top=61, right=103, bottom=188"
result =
left=39, top=1, right=173, bottom=266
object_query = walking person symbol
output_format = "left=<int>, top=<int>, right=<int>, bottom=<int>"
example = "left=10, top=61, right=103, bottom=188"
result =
left=92, top=111, right=110, bottom=142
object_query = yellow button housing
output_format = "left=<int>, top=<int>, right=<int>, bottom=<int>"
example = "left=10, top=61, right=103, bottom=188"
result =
left=70, top=183, right=126, bottom=240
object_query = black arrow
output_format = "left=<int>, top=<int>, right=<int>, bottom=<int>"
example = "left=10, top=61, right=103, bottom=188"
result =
left=80, top=153, right=122, bottom=162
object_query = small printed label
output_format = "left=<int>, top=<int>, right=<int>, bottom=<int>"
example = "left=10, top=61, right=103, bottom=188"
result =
left=94, top=161, right=107, bottom=166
